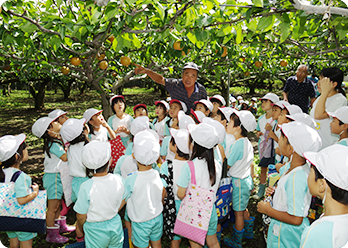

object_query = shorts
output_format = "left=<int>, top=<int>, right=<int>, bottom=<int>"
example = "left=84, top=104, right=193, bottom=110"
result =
left=173, top=200, right=182, bottom=241
left=43, top=173, right=63, bottom=200
left=132, top=214, right=163, bottom=248
left=259, top=156, right=275, bottom=168
left=7, top=231, right=37, bottom=241
left=207, top=205, right=218, bottom=236
left=71, top=177, right=89, bottom=203
left=84, top=214, right=123, bottom=248
left=232, top=176, right=253, bottom=212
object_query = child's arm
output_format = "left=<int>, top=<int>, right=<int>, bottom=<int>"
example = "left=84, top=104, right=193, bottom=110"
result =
left=17, top=183, right=39, bottom=205
left=267, top=130, right=278, bottom=142
left=76, top=213, right=87, bottom=227
left=257, top=201, right=303, bottom=225
left=162, top=187, right=167, bottom=204
left=60, top=153, right=67, bottom=162
left=101, top=118, right=116, bottom=140
left=177, top=186, right=186, bottom=200
left=118, top=199, right=126, bottom=211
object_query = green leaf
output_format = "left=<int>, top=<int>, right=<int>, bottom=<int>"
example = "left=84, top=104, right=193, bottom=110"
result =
left=196, top=41, right=205, bottom=49
left=20, top=22, right=38, bottom=33
left=105, top=6, right=118, bottom=21
left=56, top=0, right=62, bottom=8
left=247, top=19, right=257, bottom=32
left=132, top=34, right=141, bottom=48
left=91, top=10, right=102, bottom=25
left=252, top=0, right=263, bottom=7
left=236, top=25, right=242, bottom=44
left=50, top=36, right=61, bottom=51
left=3, top=32, right=13, bottom=46
left=187, top=32, right=197, bottom=44
left=280, top=20, right=291, bottom=43
left=125, top=0, right=136, bottom=4
left=168, top=67, right=174, bottom=74
left=59, top=25, right=66, bottom=40
left=195, top=30, right=209, bottom=42
left=336, top=24, right=347, bottom=41
left=155, top=2, right=165, bottom=22
left=257, top=15, right=274, bottom=32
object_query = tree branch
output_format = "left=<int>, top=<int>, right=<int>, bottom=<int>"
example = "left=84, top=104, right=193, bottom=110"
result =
left=292, top=0, right=348, bottom=16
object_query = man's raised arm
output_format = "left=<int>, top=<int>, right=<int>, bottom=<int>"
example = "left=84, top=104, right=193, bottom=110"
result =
left=134, top=64, right=165, bottom=85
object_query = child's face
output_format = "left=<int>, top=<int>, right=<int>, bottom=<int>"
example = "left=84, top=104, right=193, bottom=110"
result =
left=261, top=99, right=272, bottom=112
left=57, top=114, right=68, bottom=125
left=134, top=107, right=147, bottom=118
left=214, top=113, right=227, bottom=127
left=22, top=148, right=29, bottom=162
left=231, top=102, right=236, bottom=107
left=226, top=117, right=237, bottom=135
left=48, top=121, right=62, bottom=137
left=211, top=101, right=221, bottom=113
left=90, top=113, right=104, bottom=126
left=278, top=109, right=289, bottom=125
left=169, top=141, right=176, bottom=154
left=169, top=103, right=181, bottom=118
left=195, top=103, right=209, bottom=117
left=113, top=99, right=125, bottom=113
left=307, top=167, right=319, bottom=197
left=330, top=117, right=348, bottom=135
left=272, top=106, right=282, bottom=120
left=155, top=105, right=166, bottom=118
left=278, top=134, right=291, bottom=157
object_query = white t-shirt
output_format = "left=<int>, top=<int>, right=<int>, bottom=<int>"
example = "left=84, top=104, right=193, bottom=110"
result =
left=89, top=126, right=108, bottom=142
left=300, top=214, right=348, bottom=248
left=109, top=114, right=132, bottom=138
left=67, top=142, right=86, bottom=178
left=224, top=133, right=235, bottom=158
left=43, top=142, right=66, bottom=173
left=123, top=169, right=164, bottom=222
left=310, top=93, right=347, bottom=149
left=74, top=174, right=124, bottom=222
left=154, top=117, right=168, bottom=142
left=274, top=126, right=282, bottom=162
left=256, top=113, right=275, bottom=143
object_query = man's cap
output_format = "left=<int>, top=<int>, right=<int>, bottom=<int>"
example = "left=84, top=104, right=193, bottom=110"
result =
left=202, top=117, right=226, bottom=144
left=234, top=110, right=257, bottom=132
left=209, top=95, right=226, bottom=106
left=83, top=108, right=103, bottom=123
left=170, top=99, right=187, bottom=113
left=32, top=117, right=56, bottom=138
left=260, top=93, right=279, bottom=103
left=194, top=99, right=213, bottom=112
left=0, top=134, right=26, bottom=162
left=109, top=95, right=124, bottom=105
left=187, top=123, right=219, bottom=149
left=133, top=130, right=160, bottom=165
left=82, top=141, right=111, bottom=170
left=130, top=116, right=150, bottom=136
left=183, top=62, right=199, bottom=72
left=60, top=118, right=86, bottom=144
left=328, top=106, right=348, bottom=124
left=178, top=110, right=195, bottom=129
left=155, top=100, right=170, bottom=111
left=170, top=128, right=190, bottom=154
left=286, top=113, right=316, bottom=129
left=133, top=103, right=147, bottom=113
left=48, top=109, right=67, bottom=120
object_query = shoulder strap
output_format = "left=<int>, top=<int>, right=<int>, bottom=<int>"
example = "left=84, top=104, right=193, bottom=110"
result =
left=10, top=171, right=22, bottom=182
left=188, top=161, right=196, bottom=184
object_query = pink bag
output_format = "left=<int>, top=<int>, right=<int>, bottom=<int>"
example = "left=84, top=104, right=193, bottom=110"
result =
left=173, top=161, right=215, bottom=245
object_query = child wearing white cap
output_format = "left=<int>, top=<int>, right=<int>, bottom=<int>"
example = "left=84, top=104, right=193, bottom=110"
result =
left=152, top=100, right=170, bottom=144
left=83, top=108, right=116, bottom=142
left=300, top=144, right=348, bottom=248
left=209, top=94, right=226, bottom=119
left=0, top=134, right=39, bottom=248
left=108, top=95, right=133, bottom=147
left=329, top=106, right=348, bottom=146
left=223, top=110, right=256, bottom=248
left=123, top=130, right=164, bottom=248
left=32, top=117, right=70, bottom=243
left=74, top=141, right=125, bottom=248
left=177, top=123, right=222, bottom=247
left=230, top=96, right=237, bottom=109
left=48, top=109, right=69, bottom=125
left=194, top=99, right=213, bottom=117
left=254, top=93, right=279, bottom=200
left=257, top=122, right=322, bottom=248
left=249, top=97, right=257, bottom=115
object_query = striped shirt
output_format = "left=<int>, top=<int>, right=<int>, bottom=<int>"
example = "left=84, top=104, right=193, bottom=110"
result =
left=165, top=78, right=207, bottom=114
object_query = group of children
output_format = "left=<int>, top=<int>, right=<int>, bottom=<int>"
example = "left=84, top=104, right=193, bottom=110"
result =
left=1, top=68, right=348, bottom=248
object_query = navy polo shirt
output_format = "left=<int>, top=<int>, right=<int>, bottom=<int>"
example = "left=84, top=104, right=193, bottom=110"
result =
left=164, top=78, right=207, bottom=114
left=283, top=76, right=316, bottom=113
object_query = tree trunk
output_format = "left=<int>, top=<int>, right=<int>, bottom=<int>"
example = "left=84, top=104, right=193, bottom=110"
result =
left=249, top=82, right=256, bottom=94
left=220, top=79, right=229, bottom=106
left=115, top=86, right=123, bottom=95
left=58, top=79, right=73, bottom=100
left=28, top=79, right=50, bottom=109
left=79, top=81, right=88, bottom=95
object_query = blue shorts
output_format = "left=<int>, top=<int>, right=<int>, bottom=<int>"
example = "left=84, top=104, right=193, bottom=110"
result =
left=84, top=214, right=123, bottom=248
left=132, top=214, right=163, bottom=248
left=232, top=176, right=253, bottom=212
left=207, top=205, right=218, bottom=236
left=7, top=231, right=37, bottom=242
left=71, top=177, right=89, bottom=203
left=259, top=156, right=275, bottom=168
left=43, top=173, right=63, bottom=200
left=173, top=200, right=182, bottom=241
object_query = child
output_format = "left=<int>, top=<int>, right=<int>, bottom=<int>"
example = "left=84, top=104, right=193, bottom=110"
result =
left=286, top=113, right=316, bottom=129
left=249, top=97, right=258, bottom=115
left=214, top=107, right=235, bottom=158
left=257, top=122, right=322, bottom=248
left=223, top=110, right=256, bottom=248
left=133, top=103, right=148, bottom=118
left=237, top=100, right=244, bottom=110
left=32, top=117, right=70, bottom=243
left=123, top=130, right=164, bottom=248
left=301, top=144, right=348, bottom=247
left=178, top=110, right=195, bottom=130
left=210, top=94, right=226, bottom=119
left=153, top=100, right=170, bottom=143
left=160, top=128, right=190, bottom=247
left=48, top=109, right=69, bottom=125
left=230, top=97, right=237, bottom=109
left=83, top=108, right=116, bottom=142
left=0, top=134, right=39, bottom=248
left=74, top=141, right=125, bottom=248
left=177, top=123, right=222, bottom=248
left=194, top=99, right=213, bottom=117
left=124, top=116, right=151, bottom=156
left=108, top=95, right=133, bottom=147
left=254, top=93, right=279, bottom=200
left=328, top=106, right=348, bottom=146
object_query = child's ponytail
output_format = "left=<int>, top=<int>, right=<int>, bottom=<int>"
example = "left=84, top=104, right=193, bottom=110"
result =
left=42, top=131, right=64, bottom=158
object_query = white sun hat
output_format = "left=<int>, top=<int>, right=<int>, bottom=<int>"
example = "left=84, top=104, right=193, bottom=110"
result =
left=284, top=104, right=302, bottom=115
left=234, top=110, right=257, bottom=132
left=328, top=106, right=348, bottom=124
left=237, top=96, right=243, bottom=100
left=244, top=100, right=249, bottom=105
left=194, top=99, right=213, bottom=112
left=230, top=96, right=237, bottom=103
left=251, top=97, right=257, bottom=102
left=304, top=144, right=348, bottom=191
left=48, top=109, right=68, bottom=120
left=218, top=107, right=234, bottom=122
left=260, top=93, right=279, bottom=104
left=210, top=95, right=226, bottom=106
left=178, top=110, right=195, bottom=130
left=202, top=117, right=226, bottom=144
left=281, top=122, right=322, bottom=156
left=133, top=130, right=160, bottom=165
left=155, top=100, right=170, bottom=111
left=32, top=116, right=56, bottom=138
left=109, top=95, right=124, bottom=105
left=187, top=123, right=219, bottom=149
left=0, top=134, right=26, bottom=162
left=60, top=118, right=86, bottom=144
left=170, top=99, right=187, bottom=113
left=274, top=100, right=290, bottom=109
left=194, top=110, right=206, bottom=122
left=82, top=141, right=111, bottom=170
left=83, top=108, right=103, bottom=123
left=170, top=128, right=190, bottom=154
left=130, top=116, right=150, bottom=136
left=286, top=113, right=316, bottom=129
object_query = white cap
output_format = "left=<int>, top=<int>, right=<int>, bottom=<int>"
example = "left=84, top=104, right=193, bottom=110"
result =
left=82, top=141, right=111, bottom=170
left=178, top=111, right=195, bottom=130
left=274, top=100, right=290, bottom=109
left=230, top=96, right=237, bottom=103
left=187, top=123, right=219, bottom=149
left=218, top=107, right=234, bottom=121
left=239, top=100, right=245, bottom=104
left=234, top=110, right=257, bottom=132
left=109, top=95, right=124, bottom=105
left=32, top=117, right=55, bottom=138
left=251, top=97, right=257, bottom=102
left=194, top=99, right=213, bottom=112
left=170, top=128, right=190, bottom=154
left=281, top=122, right=322, bottom=156
left=284, top=104, right=302, bottom=115
left=48, top=109, right=67, bottom=120
left=304, top=144, right=348, bottom=191
left=60, top=118, right=86, bottom=144
left=130, top=116, right=150, bottom=136
left=202, top=117, right=226, bottom=144
left=328, top=106, right=348, bottom=124
left=237, top=96, right=243, bottom=100
left=133, top=130, right=160, bottom=165
left=155, top=100, right=170, bottom=111
left=83, top=108, right=103, bottom=123
left=244, top=100, right=249, bottom=105
left=260, top=93, right=279, bottom=103
left=286, top=113, right=316, bottom=129
left=194, top=110, right=206, bottom=123
left=0, top=134, right=26, bottom=162
left=170, top=99, right=187, bottom=113
left=209, top=95, right=226, bottom=106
